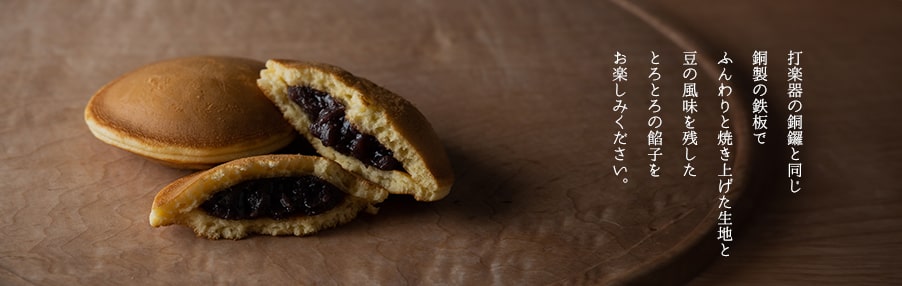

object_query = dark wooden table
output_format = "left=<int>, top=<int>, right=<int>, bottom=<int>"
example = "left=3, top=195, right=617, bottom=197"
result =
left=638, top=1, right=902, bottom=284
left=1, top=1, right=899, bottom=284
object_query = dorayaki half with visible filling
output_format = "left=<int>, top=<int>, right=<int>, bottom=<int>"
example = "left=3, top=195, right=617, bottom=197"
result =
left=149, top=154, right=388, bottom=239
left=257, top=59, right=454, bottom=201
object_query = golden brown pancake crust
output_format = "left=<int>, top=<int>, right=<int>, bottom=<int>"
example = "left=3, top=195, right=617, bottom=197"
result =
left=149, top=154, right=388, bottom=239
left=257, top=59, right=454, bottom=201
left=85, top=56, right=295, bottom=169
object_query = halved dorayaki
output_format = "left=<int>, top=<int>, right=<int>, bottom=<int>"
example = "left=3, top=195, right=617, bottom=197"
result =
left=149, top=154, right=388, bottom=239
left=84, top=56, right=296, bottom=169
left=257, top=60, right=454, bottom=201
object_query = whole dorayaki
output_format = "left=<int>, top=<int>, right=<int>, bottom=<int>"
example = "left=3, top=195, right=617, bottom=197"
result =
left=84, top=56, right=296, bottom=169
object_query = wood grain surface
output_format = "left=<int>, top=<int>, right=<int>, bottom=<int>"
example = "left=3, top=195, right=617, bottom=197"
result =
left=630, top=1, right=902, bottom=285
left=1, top=0, right=898, bottom=285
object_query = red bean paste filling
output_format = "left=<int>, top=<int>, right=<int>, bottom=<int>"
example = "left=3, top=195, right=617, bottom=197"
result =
left=288, top=85, right=404, bottom=171
left=200, top=176, right=345, bottom=220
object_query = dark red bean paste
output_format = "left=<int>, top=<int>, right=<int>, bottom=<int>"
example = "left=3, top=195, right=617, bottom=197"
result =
left=200, top=176, right=345, bottom=220
left=287, top=85, right=403, bottom=171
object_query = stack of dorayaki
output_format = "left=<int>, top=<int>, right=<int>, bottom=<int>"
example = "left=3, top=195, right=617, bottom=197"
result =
left=84, top=56, right=453, bottom=239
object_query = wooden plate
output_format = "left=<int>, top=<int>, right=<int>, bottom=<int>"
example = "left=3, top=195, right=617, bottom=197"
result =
left=0, top=1, right=752, bottom=284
